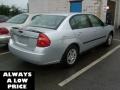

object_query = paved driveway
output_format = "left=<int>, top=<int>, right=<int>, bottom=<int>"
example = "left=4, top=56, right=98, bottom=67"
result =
left=0, top=30, right=120, bottom=90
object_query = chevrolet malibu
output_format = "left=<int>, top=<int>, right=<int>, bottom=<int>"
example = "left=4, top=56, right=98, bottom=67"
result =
left=0, top=13, right=40, bottom=46
left=9, top=13, right=114, bottom=66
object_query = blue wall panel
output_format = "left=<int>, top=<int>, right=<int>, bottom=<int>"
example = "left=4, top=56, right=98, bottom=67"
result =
left=70, top=2, right=82, bottom=12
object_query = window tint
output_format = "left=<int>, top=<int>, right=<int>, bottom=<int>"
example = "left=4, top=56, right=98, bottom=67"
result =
left=88, top=15, right=104, bottom=27
left=70, top=15, right=91, bottom=29
left=29, top=15, right=66, bottom=29
left=31, top=15, right=39, bottom=21
left=69, top=18, right=76, bottom=29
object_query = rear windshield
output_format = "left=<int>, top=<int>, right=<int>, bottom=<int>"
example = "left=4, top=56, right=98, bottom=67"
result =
left=7, top=14, right=28, bottom=24
left=29, top=15, right=66, bottom=29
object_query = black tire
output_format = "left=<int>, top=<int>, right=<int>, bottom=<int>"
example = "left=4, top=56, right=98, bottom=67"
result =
left=61, top=45, right=79, bottom=67
left=105, top=33, right=113, bottom=46
left=0, top=44, right=8, bottom=48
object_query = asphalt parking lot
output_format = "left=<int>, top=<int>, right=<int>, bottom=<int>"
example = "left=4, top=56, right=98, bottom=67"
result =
left=0, top=30, right=120, bottom=90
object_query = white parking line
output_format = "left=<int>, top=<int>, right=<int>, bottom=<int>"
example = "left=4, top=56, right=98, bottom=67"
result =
left=113, top=39, right=120, bottom=42
left=58, top=45, right=120, bottom=87
left=0, top=52, right=9, bottom=56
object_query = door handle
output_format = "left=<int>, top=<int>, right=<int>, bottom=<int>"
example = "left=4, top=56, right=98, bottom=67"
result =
left=76, top=32, right=82, bottom=36
left=94, top=30, right=98, bottom=32
left=79, top=32, right=82, bottom=34
left=63, top=36, right=70, bottom=39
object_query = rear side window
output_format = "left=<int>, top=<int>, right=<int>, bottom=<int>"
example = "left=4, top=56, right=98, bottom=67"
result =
left=88, top=15, right=104, bottom=27
left=70, top=15, right=91, bottom=29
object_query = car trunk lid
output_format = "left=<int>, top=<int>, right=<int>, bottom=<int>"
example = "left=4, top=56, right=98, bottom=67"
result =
left=11, top=27, right=53, bottom=50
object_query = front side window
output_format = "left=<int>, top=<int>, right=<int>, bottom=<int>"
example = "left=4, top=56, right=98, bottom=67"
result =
left=7, top=14, right=28, bottom=24
left=88, top=15, right=104, bottom=27
left=29, top=15, right=66, bottom=30
left=70, top=15, right=91, bottom=29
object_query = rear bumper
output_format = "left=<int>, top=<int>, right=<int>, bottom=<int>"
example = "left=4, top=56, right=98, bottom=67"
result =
left=0, top=35, right=10, bottom=44
left=9, top=40, right=60, bottom=65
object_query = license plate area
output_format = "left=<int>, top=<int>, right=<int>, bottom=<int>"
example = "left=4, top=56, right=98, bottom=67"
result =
left=12, top=34, right=37, bottom=51
left=13, top=35, right=29, bottom=45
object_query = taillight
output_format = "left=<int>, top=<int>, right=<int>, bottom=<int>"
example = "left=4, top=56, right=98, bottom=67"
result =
left=0, top=28, right=9, bottom=35
left=37, top=33, right=51, bottom=47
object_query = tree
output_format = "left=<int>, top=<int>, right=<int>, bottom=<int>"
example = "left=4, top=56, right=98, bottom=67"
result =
left=0, top=5, right=22, bottom=17
left=10, top=6, right=22, bottom=16
left=0, top=5, right=10, bottom=16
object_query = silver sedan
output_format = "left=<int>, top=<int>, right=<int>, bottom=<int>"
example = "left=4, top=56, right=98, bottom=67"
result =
left=0, top=13, right=40, bottom=46
left=9, top=13, right=114, bottom=66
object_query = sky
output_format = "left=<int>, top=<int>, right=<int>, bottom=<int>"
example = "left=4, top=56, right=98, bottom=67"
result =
left=0, top=0, right=28, bottom=9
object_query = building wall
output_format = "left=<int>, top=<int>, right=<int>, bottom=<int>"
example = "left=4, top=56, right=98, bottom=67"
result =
left=29, top=0, right=70, bottom=13
left=29, top=0, right=107, bottom=22
left=82, top=0, right=107, bottom=22
left=117, top=0, right=120, bottom=28
left=114, top=0, right=120, bottom=28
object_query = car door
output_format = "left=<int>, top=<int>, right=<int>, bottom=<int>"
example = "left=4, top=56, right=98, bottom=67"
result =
left=70, top=14, right=98, bottom=52
left=87, top=15, right=106, bottom=45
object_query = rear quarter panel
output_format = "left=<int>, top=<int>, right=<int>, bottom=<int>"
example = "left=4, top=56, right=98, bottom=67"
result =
left=104, top=25, right=114, bottom=39
left=44, top=16, right=80, bottom=60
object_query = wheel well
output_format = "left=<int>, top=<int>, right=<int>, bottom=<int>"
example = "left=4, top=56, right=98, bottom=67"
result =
left=60, top=43, right=80, bottom=63
left=67, top=43, right=80, bottom=52
left=110, top=31, right=114, bottom=36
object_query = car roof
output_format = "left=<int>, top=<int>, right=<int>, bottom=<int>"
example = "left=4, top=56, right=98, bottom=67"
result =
left=20, top=13, right=40, bottom=16
left=23, top=12, right=91, bottom=17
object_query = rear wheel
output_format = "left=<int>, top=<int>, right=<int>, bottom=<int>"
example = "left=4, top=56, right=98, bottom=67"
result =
left=61, top=45, right=79, bottom=67
left=105, top=33, right=113, bottom=46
